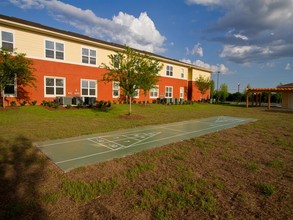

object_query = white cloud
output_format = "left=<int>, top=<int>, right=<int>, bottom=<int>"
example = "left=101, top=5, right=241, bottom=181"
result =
left=285, top=63, right=291, bottom=70
left=234, top=34, right=248, bottom=41
left=9, top=0, right=166, bottom=53
left=186, top=0, right=221, bottom=6
left=181, top=59, right=229, bottom=73
left=186, top=0, right=293, bottom=64
left=186, top=43, right=203, bottom=57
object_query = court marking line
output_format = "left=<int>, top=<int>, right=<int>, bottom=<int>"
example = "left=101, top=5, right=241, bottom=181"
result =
left=55, top=120, right=248, bottom=165
left=158, top=126, right=190, bottom=133
left=90, top=136, right=125, bottom=149
left=115, top=132, right=161, bottom=150
left=38, top=116, right=234, bottom=148
left=87, top=138, right=114, bottom=150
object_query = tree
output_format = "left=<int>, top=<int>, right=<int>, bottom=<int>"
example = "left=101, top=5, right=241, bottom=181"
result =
left=0, top=48, right=35, bottom=108
left=210, top=79, right=215, bottom=99
left=218, top=83, right=229, bottom=103
left=102, top=46, right=162, bottom=114
left=195, top=75, right=211, bottom=100
left=137, top=54, right=162, bottom=105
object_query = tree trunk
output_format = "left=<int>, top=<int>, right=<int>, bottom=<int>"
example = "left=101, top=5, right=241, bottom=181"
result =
left=129, top=96, right=132, bottom=115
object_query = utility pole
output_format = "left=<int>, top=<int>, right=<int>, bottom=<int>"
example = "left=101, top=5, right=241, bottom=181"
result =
left=238, top=82, right=240, bottom=93
left=217, top=71, right=220, bottom=91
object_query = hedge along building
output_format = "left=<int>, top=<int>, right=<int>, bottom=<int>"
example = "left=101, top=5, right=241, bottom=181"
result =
left=0, top=14, right=212, bottom=106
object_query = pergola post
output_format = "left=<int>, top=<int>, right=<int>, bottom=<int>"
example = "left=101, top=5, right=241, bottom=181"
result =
left=259, top=93, right=262, bottom=106
left=268, top=92, right=271, bottom=111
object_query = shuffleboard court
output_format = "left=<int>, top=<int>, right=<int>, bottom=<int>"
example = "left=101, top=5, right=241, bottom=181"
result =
left=35, top=116, right=256, bottom=172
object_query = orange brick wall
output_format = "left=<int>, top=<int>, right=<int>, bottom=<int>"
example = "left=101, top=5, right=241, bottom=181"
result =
left=2, top=58, right=206, bottom=106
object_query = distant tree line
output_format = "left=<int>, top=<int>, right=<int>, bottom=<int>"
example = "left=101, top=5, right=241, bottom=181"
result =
left=209, top=81, right=282, bottom=104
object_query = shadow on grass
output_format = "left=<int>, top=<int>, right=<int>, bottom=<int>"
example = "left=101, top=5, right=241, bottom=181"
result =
left=0, top=136, right=47, bottom=219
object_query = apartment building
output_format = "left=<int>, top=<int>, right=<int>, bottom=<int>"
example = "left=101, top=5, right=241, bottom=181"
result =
left=0, top=14, right=211, bottom=106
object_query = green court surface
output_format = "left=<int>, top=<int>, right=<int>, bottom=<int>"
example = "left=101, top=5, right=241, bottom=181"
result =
left=35, top=116, right=256, bottom=172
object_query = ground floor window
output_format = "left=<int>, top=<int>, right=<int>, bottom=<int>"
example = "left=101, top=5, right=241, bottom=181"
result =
left=180, top=87, right=184, bottom=99
left=165, top=86, right=173, bottom=98
left=150, top=86, right=159, bottom=98
left=133, top=89, right=139, bottom=98
left=45, top=76, right=65, bottom=97
left=3, top=77, right=17, bottom=97
left=81, top=79, right=97, bottom=97
left=113, top=81, right=120, bottom=98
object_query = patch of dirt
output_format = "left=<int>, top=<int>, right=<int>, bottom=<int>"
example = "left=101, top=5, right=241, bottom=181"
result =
left=119, top=114, right=145, bottom=120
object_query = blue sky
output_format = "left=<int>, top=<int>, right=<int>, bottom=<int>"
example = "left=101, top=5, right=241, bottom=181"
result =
left=1, top=0, right=292, bottom=92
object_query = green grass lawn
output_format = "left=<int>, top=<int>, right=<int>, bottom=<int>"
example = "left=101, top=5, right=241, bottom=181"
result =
left=0, top=104, right=292, bottom=219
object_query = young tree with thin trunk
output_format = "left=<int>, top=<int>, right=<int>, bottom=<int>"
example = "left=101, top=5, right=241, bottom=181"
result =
left=102, top=47, right=162, bottom=114
left=137, top=54, right=162, bottom=105
left=0, top=48, right=35, bottom=108
left=195, top=75, right=211, bottom=101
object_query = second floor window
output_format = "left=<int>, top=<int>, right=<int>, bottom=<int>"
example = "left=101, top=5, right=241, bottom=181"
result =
left=1, top=31, right=14, bottom=52
left=166, top=65, right=173, bottom=76
left=82, top=48, right=96, bottom=65
left=45, top=40, right=64, bottom=60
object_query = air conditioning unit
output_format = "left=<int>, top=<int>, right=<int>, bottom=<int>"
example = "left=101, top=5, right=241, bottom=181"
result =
left=83, top=97, right=96, bottom=105
left=72, top=97, right=83, bottom=105
left=58, top=97, right=73, bottom=105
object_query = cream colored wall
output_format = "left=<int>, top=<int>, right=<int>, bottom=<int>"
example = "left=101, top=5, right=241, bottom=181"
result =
left=159, top=63, right=188, bottom=79
left=190, top=69, right=211, bottom=81
left=288, top=93, right=293, bottom=109
left=0, top=25, right=113, bottom=67
left=1, top=23, right=211, bottom=77
left=282, top=93, right=289, bottom=108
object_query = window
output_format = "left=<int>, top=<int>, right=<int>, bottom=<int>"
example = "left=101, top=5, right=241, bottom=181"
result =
left=81, top=79, right=97, bottom=97
left=1, top=31, right=13, bottom=52
left=133, top=89, right=139, bottom=98
left=3, top=77, right=16, bottom=97
left=166, top=65, right=173, bottom=76
left=45, top=77, right=65, bottom=97
left=112, top=81, right=120, bottom=98
left=165, top=86, right=173, bottom=98
left=45, top=40, right=64, bottom=60
left=180, top=87, right=184, bottom=99
left=82, top=48, right=96, bottom=65
left=181, top=69, right=185, bottom=78
left=113, top=54, right=120, bottom=68
left=150, top=86, right=159, bottom=98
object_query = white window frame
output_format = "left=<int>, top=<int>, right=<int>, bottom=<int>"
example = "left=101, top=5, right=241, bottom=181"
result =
left=181, top=68, right=185, bottom=78
left=82, top=47, right=96, bottom=65
left=44, top=76, right=66, bottom=97
left=166, top=65, right=173, bottom=76
left=165, top=86, right=173, bottom=98
left=45, top=39, right=65, bottom=60
left=81, top=79, right=97, bottom=97
left=180, top=87, right=184, bottom=99
left=133, top=89, right=139, bottom=98
left=1, top=30, right=14, bottom=52
left=112, top=81, right=120, bottom=98
left=150, top=86, right=159, bottom=98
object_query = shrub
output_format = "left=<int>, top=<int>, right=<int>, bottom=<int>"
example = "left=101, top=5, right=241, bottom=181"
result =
left=105, top=101, right=111, bottom=108
left=66, top=104, right=72, bottom=109
left=20, top=101, right=27, bottom=106
left=31, top=100, right=37, bottom=106
left=10, top=101, right=16, bottom=107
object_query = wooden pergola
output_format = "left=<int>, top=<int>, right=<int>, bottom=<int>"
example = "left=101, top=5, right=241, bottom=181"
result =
left=246, top=87, right=293, bottom=110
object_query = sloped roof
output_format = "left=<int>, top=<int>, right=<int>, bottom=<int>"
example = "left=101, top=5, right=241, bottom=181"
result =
left=278, top=83, right=293, bottom=88
left=0, top=14, right=212, bottom=73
